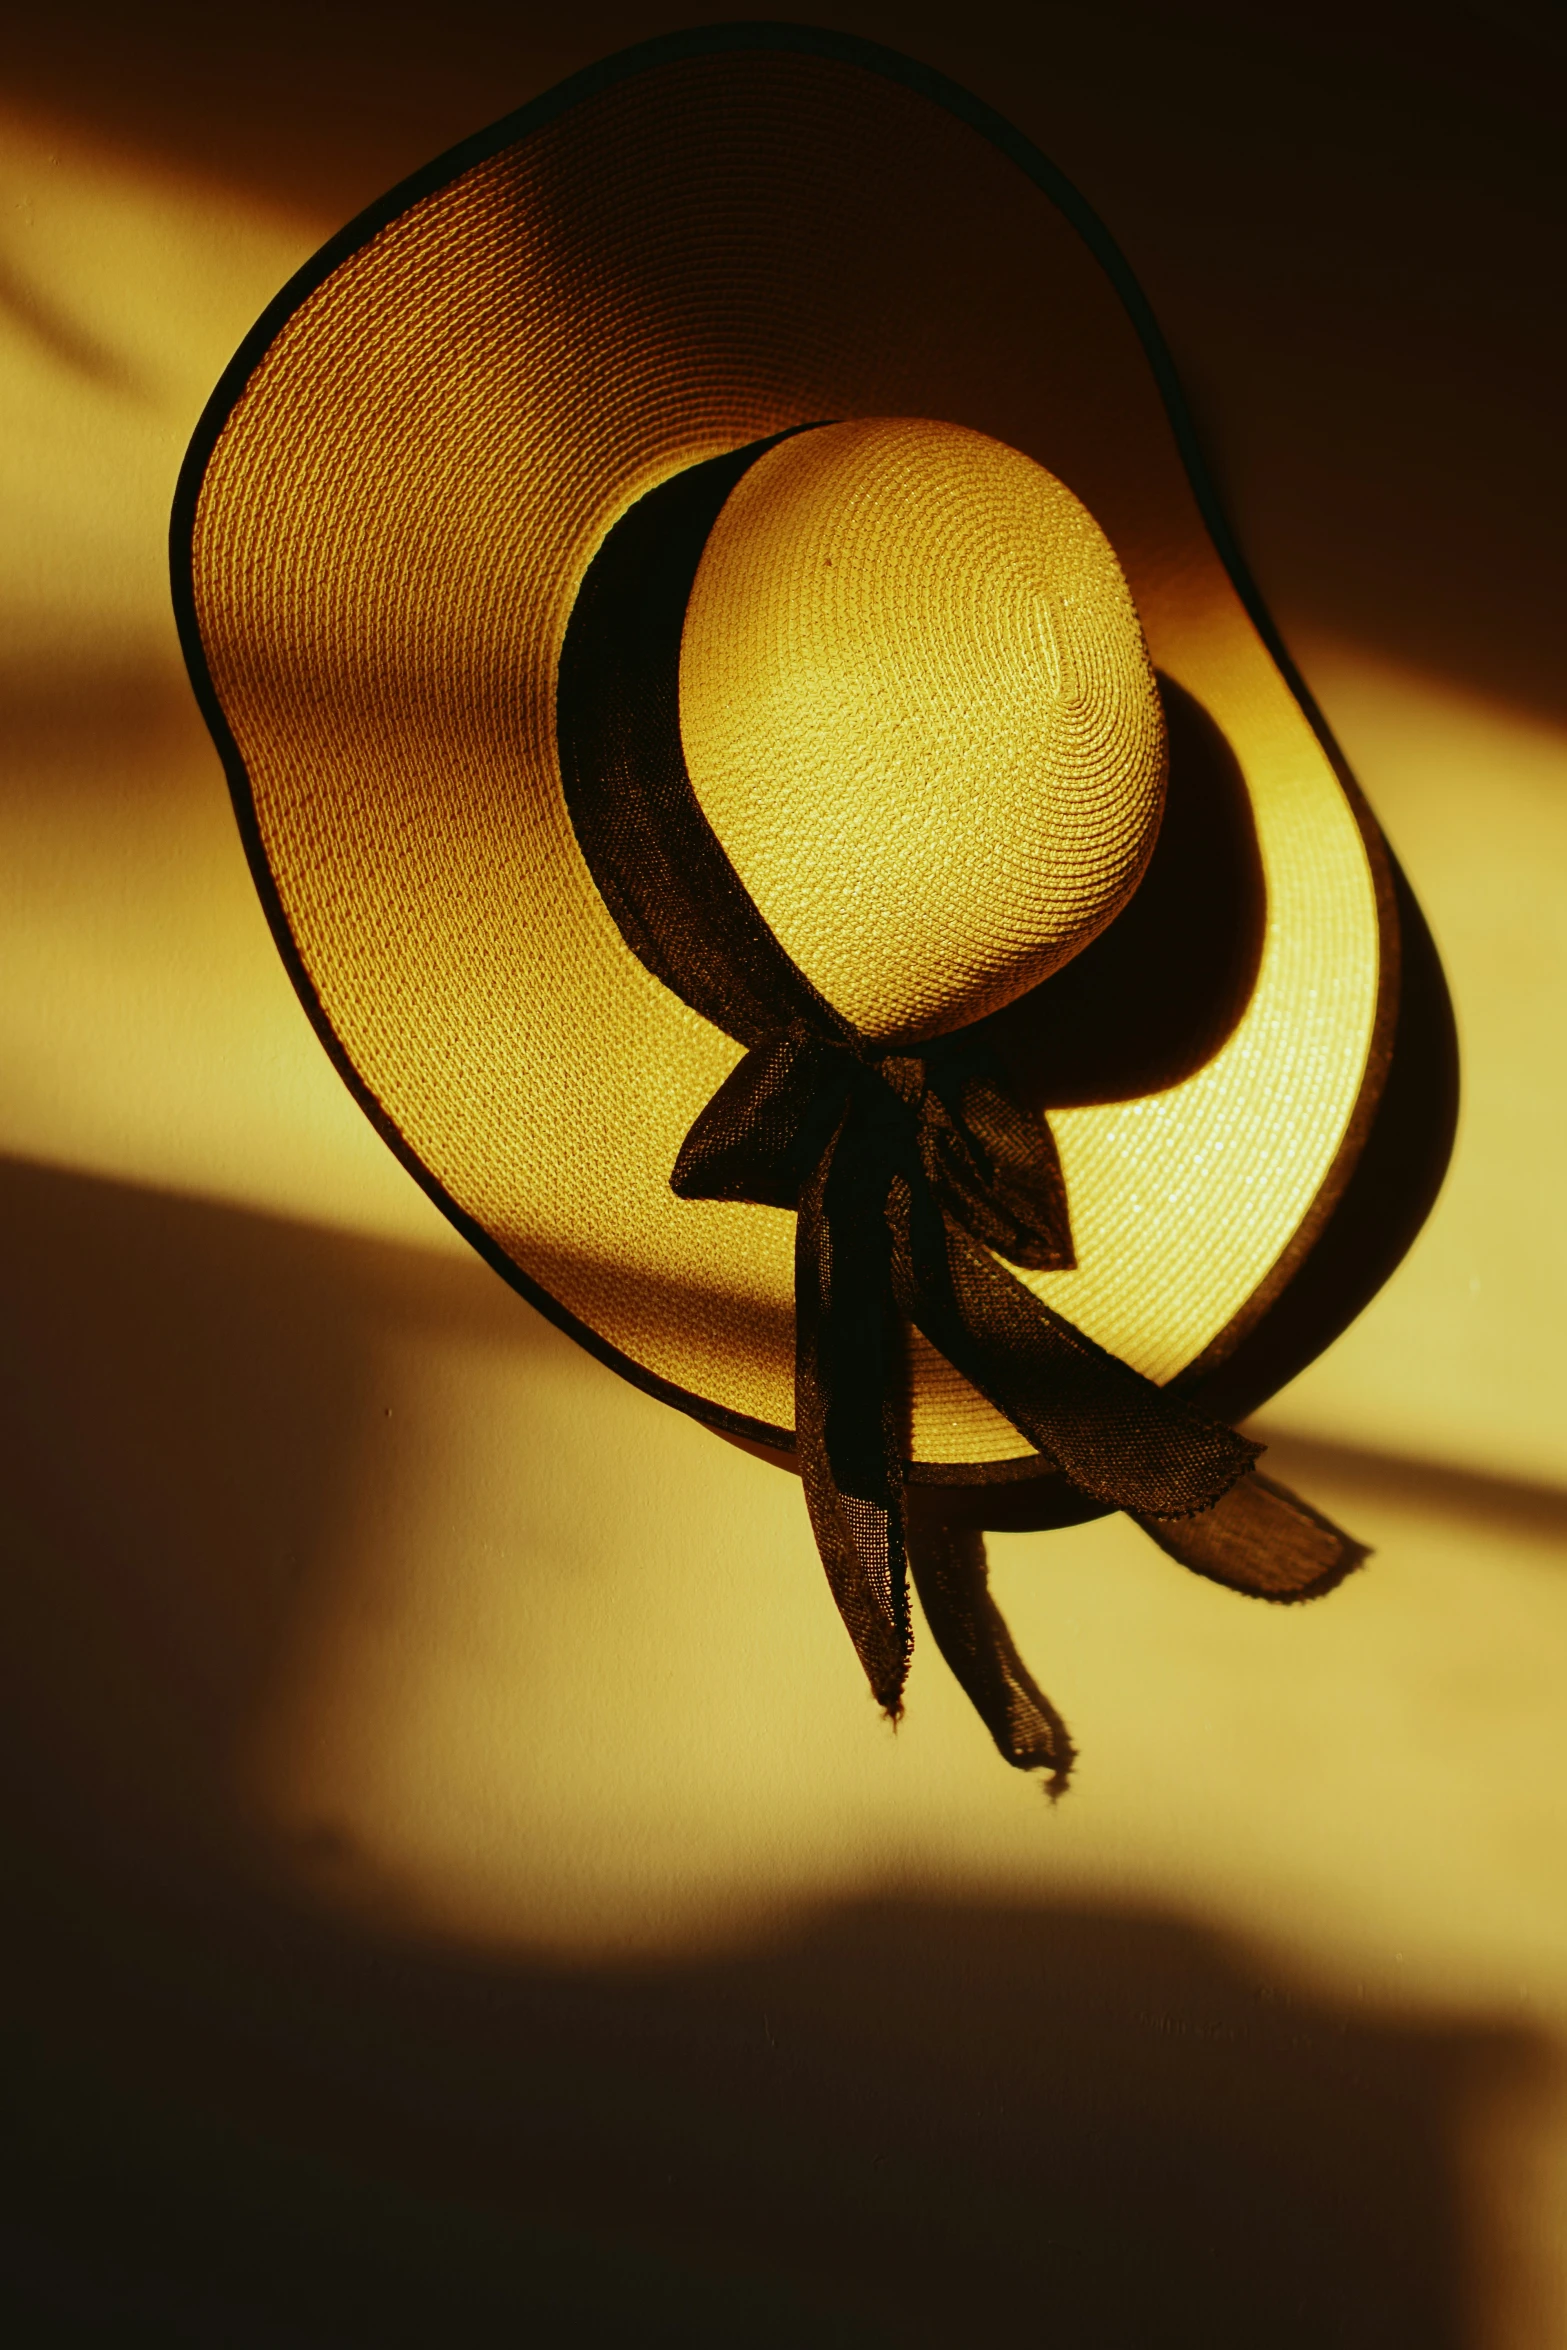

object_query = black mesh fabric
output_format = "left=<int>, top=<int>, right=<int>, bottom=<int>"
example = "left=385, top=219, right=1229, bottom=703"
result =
left=556, top=447, right=1367, bottom=1781
left=557, top=428, right=847, bottom=1052
left=1135, top=1472, right=1371, bottom=1599
left=905, top=1508, right=1076, bottom=1789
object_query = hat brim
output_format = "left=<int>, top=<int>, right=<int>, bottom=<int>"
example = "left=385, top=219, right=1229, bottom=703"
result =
left=173, top=24, right=1397, bottom=1477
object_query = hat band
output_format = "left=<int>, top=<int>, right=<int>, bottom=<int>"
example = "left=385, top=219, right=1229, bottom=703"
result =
left=557, top=444, right=1367, bottom=1781
left=557, top=426, right=840, bottom=1047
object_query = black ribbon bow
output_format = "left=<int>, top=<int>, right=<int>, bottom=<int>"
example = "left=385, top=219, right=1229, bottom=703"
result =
left=558, top=428, right=1368, bottom=1788
left=671, top=1021, right=1359, bottom=1780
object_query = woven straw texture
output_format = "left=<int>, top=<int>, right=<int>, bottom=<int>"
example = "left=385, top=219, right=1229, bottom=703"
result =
left=681, top=417, right=1166, bottom=1041
left=189, top=44, right=1384, bottom=1466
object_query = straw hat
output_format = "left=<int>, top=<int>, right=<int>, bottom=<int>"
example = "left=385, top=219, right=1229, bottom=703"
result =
left=173, top=25, right=1446, bottom=1783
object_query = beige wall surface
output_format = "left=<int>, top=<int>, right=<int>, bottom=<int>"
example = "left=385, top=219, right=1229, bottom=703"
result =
left=2, top=5, right=1564, bottom=2341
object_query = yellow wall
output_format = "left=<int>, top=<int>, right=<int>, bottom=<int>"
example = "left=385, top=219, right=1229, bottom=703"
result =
left=2, top=10, right=1564, bottom=2341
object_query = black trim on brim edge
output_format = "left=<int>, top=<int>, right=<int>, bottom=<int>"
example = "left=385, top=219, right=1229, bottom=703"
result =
left=168, top=19, right=1413, bottom=1493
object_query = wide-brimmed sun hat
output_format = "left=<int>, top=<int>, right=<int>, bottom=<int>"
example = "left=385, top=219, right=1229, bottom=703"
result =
left=172, top=24, right=1451, bottom=1785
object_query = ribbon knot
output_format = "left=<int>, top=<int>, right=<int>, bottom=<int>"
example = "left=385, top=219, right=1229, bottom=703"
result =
left=672, top=1026, right=1076, bottom=1261
left=556, top=425, right=1369, bottom=1788
left=671, top=1018, right=1363, bottom=1783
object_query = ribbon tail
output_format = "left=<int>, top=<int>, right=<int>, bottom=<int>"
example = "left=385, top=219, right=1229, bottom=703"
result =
left=906, top=1508, right=1075, bottom=1792
left=889, top=1184, right=1258, bottom=1517
left=1134, top=1471, right=1369, bottom=1601
left=886, top=1178, right=1368, bottom=1612
left=795, top=1142, right=913, bottom=1716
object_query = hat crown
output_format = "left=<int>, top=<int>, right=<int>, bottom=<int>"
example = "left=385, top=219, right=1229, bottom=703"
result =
left=678, top=417, right=1167, bottom=1042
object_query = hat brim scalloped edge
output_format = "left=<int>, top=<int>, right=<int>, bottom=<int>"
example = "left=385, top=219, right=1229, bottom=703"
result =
left=171, top=22, right=1404, bottom=1482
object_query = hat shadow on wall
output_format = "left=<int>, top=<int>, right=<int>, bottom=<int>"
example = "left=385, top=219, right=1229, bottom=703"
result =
left=0, top=7, right=1552, bottom=2333
left=0, top=1152, right=1537, bottom=2347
